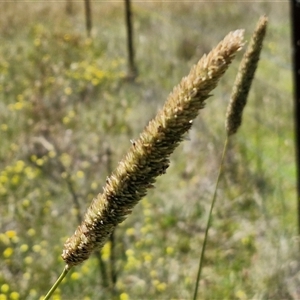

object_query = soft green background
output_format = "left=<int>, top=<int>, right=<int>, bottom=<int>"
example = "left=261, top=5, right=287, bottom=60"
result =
left=0, top=1, right=296, bottom=299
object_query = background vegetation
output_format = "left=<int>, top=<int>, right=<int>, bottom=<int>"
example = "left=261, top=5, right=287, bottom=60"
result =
left=0, top=1, right=296, bottom=299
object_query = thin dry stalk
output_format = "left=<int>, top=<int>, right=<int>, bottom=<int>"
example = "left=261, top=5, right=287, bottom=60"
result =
left=226, top=16, right=268, bottom=136
left=124, top=0, right=138, bottom=80
left=61, top=30, right=244, bottom=268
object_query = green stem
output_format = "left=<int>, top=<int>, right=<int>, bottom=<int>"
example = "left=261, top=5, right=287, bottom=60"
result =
left=192, top=137, right=229, bottom=300
left=43, top=265, right=70, bottom=300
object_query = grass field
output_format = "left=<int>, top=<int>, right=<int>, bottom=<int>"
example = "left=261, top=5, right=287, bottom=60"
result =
left=0, top=1, right=297, bottom=299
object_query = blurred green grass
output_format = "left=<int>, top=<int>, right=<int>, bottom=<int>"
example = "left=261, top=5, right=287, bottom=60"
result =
left=0, top=2, right=297, bottom=299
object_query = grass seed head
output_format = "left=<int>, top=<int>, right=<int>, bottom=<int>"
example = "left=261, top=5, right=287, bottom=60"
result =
left=226, top=16, right=268, bottom=136
left=62, top=29, right=244, bottom=268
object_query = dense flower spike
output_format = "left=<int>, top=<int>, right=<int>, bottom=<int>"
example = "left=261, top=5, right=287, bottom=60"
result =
left=226, top=16, right=268, bottom=135
left=62, top=30, right=244, bottom=268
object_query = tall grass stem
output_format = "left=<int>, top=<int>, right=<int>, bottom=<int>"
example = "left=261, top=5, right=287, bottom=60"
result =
left=43, top=266, right=70, bottom=300
left=193, top=137, right=228, bottom=300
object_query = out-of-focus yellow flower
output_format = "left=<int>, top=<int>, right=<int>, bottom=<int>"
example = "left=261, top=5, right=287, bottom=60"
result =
left=119, top=293, right=129, bottom=300
left=5, top=231, right=16, bottom=239
left=24, top=166, right=38, bottom=179
left=125, top=249, right=134, bottom=257
left=76, top=170, right=84, bottom=179
left=101, top=242, right=111, bottom=261
left=35, top=158, right=44, bottom=166
left=125, top=228, right=135, bottom=237
left=143, top=253, right=152, bottom=262
left=0, top=284, right=9, bottom=293
left=156, top=282, right=167, bottom=292
left=64, top=87, right=72, bottom=95
left=15, top=160, right=25, bottom=173
left=0, top=234, right=9, bottom=245
left=91, top=181, right=98, bottom=190
left=235, top=290, right=247, bottom=300
left=22, top=199, right=30, bottom=208
left=0, top=124, right=7, bottom=131
left=11, top=175, right=20, bottom=185
left=0, top=174, right=7, bottom=184
left=60, top=153, right=71, bottom=168
left=29, top=289, right=37, bottom=297
left=34, top=38, right=41, bottom=47
left=24, top=256, right=33, bottom=265
left=166, top=246, right=174, bottom=255
left=20, top=244, right=29, bottom=253
left=70, top=272, right=80, bottom=281
left=3, top=248, right=13, bottom=258
left=48, top=150, right=56, bottom=158
left=32, top=245, right=41, bottom=253
left=27, top=229, right=36, bottom=237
